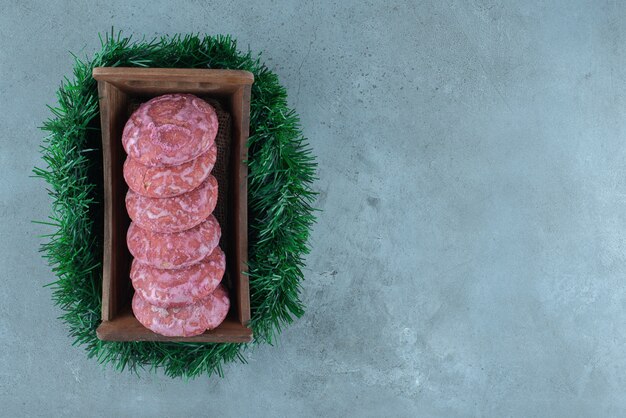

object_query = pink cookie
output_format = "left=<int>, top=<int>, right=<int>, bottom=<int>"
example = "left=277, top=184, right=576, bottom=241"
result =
left=122, top=94, right=218, bottom=167
left=127, top=215, right=221, bottom=269
left=130, top=246, right=226, bottom=308
left=124, top=142, right=217, bottom=198
left=202, top=284, right=231, bottom=330
left=132, top=284, right=231, bottom=337
left=126, top=175, right=218, bottom=233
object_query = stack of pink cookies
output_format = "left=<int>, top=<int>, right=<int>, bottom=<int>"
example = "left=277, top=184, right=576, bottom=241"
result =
left=122, top=94, right=229, bottom=337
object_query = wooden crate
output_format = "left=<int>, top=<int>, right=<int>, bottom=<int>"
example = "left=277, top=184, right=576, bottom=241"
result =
left=93, top=67, right=253, bottom=343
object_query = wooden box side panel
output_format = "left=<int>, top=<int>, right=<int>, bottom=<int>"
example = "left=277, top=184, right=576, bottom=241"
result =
left=231, top=86, right=251, bottom=324
left=93, top=67, right=253, bottom=96
left=97, top=81, right=131, bottom=321
left=96, top=311, right=252, bottom=343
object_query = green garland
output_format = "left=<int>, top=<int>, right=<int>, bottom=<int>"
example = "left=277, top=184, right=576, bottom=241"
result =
left=33, top=31, right=317, bottom=378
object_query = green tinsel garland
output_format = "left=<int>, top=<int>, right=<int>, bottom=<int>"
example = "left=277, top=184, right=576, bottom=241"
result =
left=33, top=31, right=317, bottom=378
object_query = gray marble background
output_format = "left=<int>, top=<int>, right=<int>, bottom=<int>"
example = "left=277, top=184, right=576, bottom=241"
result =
left=2, top=0, right=626, bottom=416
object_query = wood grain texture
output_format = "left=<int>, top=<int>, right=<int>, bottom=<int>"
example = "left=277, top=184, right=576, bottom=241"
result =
left=96, top=309, right=252, bottom=343
left=93, top=67, right=253, bottom=95
left=232, top=85, right=251, bottom=324
left=97, top=81, right=130, bottom=321
left=94, top=67, right=254, bottom=341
